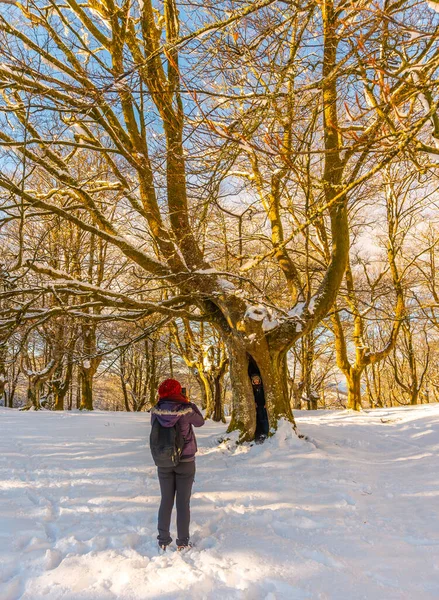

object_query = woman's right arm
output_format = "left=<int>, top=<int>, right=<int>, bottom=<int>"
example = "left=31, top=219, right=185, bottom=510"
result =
left=189, top=403, right=205, bottom=427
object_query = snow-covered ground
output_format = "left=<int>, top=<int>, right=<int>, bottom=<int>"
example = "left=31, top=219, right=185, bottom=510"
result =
left=1, top=405, right=438, bottom=600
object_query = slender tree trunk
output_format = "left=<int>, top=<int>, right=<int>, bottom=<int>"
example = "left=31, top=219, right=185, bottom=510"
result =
left=301, top=334, right=317, bottom=410
left=192, top=372, right=206, bottom=409
left=0, top=343, right=7, bottom=407
left=372, top=364, right=384, bottom=408
left=147, top=339, right=157, bottom=410
left=291, top=382, right=302, bottom=410
left=80, top=367, right=94, bottom=410
left=121, top=375, right=131, bottom=412
left=199, top=371, right=214, bottom=418
left=68, top=378, right=73, bottom=410
left=212, top=368, right=226, bottom=423
left=76, top=369, right=81, bottom=409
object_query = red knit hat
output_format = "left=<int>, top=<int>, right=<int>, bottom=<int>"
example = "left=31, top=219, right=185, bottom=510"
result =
left=158, top=378, right=183, bottom=399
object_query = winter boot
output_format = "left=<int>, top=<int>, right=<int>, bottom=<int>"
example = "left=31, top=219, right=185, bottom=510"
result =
left=177, top=542, right=193, bottom=552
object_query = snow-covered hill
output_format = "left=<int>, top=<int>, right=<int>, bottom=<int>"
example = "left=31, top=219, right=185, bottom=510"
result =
left=1, top=405, right=438, bottom=599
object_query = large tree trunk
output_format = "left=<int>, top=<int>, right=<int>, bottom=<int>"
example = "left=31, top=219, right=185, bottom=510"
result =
left=226, top=337, right=257, bottom=441
left=26, top=382, right=42, bottom=410
left=53, top=360, right=73, bottom=411
left=226, top=332, right=294, bottom=441
left=54, top=390, right=64, bottom=411
left=347, top=370, right=362, bottom=411
left=252, top=347, right=294, bottom=429
left=21, top=357, right=58, bottom=411
left=410, top=388, right=419, bottom=406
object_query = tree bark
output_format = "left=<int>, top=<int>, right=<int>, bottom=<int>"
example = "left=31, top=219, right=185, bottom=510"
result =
left=410, top=388, right=419, bottom=406
left=226, top=336, right=257, bottom=441
left=225, top=331, right=294, bottom=441
left=53, top=359, right=73, bottom=411
left=347, top=371, right=362, bottom=411
left=198, top=371, right=214, bottom=417
left=0, top=343, right=7, bottom=406
left=80, top=366, right=94, bottom=411
left=212, top=374, right=225, bottom=422
left=195, top=372, right=208, bottom=410
left=79, top=321, right=101, bottom=411
left=212, top=358, right=228, bottom=423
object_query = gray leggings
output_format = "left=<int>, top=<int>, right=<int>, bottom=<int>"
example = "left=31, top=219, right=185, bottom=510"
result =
left=157, top=461, right=195, bottom=546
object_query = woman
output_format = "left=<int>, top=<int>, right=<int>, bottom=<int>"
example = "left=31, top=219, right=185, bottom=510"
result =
left=150, top=378, right=205, bottom=551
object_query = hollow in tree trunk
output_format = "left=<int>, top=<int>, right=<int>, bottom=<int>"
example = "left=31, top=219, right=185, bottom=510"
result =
left=226, top=331, right=295, bottom=441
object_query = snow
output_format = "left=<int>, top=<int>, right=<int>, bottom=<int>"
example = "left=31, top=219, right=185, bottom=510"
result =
left=240, top=257, right=261, bottom=272
left=262, top=316, right=278, bottom=332
left=1, top=405, right=439, bottom=599
left=288, top=301, right=306, bottom=318
left=87, top=8, right=111, bottom=29
left=0, top=63, right=14, bottom=75
left=244, top=303, right=278, bottom=331
left=245, top=304, right=267, bottom=321
left=307, top=295, right=318, bottom=315
left=218, top=278, right=236, bottom=292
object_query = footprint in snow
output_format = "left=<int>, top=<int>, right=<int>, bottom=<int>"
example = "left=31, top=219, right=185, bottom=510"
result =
left=44, top=549, right=62, bottom=571
left=44, top=523, right=57, bottom=543
left=0, top=576, right=24, bottom=600
left=302, top=549, right=344, bottom=569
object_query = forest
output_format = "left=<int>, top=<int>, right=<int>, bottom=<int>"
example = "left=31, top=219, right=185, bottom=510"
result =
left=1, top=0, right=439, bottom=442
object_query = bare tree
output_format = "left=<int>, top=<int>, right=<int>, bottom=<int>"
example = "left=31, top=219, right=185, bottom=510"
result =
left=0, top=1, right=438, bottom=435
